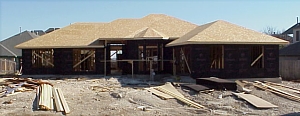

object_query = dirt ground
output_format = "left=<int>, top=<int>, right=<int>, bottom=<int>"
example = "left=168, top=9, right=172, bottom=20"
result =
left=1, top=75, right=300, bottom=116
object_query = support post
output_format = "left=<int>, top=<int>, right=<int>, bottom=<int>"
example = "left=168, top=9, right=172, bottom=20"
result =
left=104, top=40, right=107, bottom=76
left=161, top=44, right=164, bottom=71
left=172, top=48, right=176, bottom=76
left=130, top=61, right=133, bottom=78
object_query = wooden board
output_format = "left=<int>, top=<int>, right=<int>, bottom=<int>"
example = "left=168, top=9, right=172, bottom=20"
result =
left=181, top=84, right=211, bottom=92
left=145, top=87, right=174, bottom=99
left=158, top=82, right=184, bottom=98
left=53, top=88, right=63, bottom=112
left=155, top=86, right=206, bottom=109
left=232, top=93, right=278, bottom=108
left=57, top=88, right=70, bottom=114
left=196, top=77, right=237, bottom=90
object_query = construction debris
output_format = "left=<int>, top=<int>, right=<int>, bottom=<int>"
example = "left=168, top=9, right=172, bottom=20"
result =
left=235, top=80, right=252, bottom=94
left=145, top=87, right=174, bottom=99
left=253, top=81, right=300, bottom=102
left=232, top=92, right=278, bottom=108
left=149, top=82, right=206, bottom=109
left=196, top=77, right=237, bottom=90
left=0, top=78, right=52, bottom=97
left=264, top=81, right=300, bottom=94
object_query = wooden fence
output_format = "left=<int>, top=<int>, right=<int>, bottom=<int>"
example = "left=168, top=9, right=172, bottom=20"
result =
left=0, top=58, right=16, bottom=75
left=279, top=60, right=300, bottom=80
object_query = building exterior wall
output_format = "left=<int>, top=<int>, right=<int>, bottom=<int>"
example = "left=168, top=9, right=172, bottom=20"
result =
left=22, top=49, right=54, bottom=74
left=280, top=56, right=300, bottom=60
left=22, top=48, right=105, bottom=75
left=293, top=28, right=300, bottom=43
left=190, top=44, right=279, bottom=79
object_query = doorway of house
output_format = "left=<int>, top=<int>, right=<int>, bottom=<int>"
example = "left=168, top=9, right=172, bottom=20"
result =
left=109, top=44, right=124, bottom=75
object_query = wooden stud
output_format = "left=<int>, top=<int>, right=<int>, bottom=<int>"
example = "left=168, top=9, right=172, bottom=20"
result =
left=180, top=48, right=191, bottom=74
left=73, top=51, right=95, bottom=68
left=49, top=85, right=53, bottom=110
left=104, top=40, right=107, bottom=76
left=32, top=52, right=54, bottom=67
left=57, top=88, right=70, bottom=114
left=53, top=88, right=64, bottom=112
left=172, top=48, right=176, bottom=76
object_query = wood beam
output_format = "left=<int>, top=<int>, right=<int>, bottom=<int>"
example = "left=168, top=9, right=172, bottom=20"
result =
left=110, top=50, right=119, bottom=57
left=251, top=53, right=263, bottom=67
left=104, top=40, right=107, bottom=76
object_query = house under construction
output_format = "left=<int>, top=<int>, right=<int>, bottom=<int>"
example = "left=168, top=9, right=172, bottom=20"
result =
left=15, top=14, right=288, bottom=79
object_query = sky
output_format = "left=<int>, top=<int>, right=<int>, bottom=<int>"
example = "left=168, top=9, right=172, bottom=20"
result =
left=0, top=0, right=299, bottom=41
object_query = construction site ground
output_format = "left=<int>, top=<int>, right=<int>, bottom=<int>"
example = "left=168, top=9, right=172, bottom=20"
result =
left=0, top=75, right=300, bottom=116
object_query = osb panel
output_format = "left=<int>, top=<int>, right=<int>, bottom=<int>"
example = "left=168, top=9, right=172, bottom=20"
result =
left=167, top=20, right=289, bottom=46
left=16, top=14, right=197, bottom=49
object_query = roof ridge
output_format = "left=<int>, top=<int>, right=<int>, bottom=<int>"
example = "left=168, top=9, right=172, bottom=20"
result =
left=185, top=21, right=218, bottom=42
left=25, top=31, right=39, bottom=38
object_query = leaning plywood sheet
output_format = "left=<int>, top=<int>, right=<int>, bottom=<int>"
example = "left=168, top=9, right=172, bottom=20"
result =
left=155, top=86, right=206, bottom=109
left=158, top=82, right=184, bottom=98
left=145, top=87, right=174, bottom=99
left=232, top=93, right=278, bottom=108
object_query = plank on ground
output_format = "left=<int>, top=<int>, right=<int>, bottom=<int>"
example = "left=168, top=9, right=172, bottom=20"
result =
left=53, top=88, right=64, bottom=112
left=255, top=81, right=300, bottom=100
left=49, top=85, right=53, bottom=110
left=145, top=87, right=174, bottom=99
left=254, top=83, right=300, bottom=102
left=155, top=87, right=206, bottom=109
left=158, top=82, right=184, bottom=98
left=232, top=92, right=278, bottom=108
left=57, top=88, right=70, bottom=114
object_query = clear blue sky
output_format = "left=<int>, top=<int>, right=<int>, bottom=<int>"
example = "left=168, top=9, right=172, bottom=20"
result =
left=0, top=0, right=299, bottom=41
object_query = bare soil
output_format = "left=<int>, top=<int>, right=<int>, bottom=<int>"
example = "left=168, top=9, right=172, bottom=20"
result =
left=1, top=75, right=300, bottom=116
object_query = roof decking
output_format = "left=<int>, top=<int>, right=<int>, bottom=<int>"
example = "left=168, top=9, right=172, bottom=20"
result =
left=166, top=20, right=289, bottom=47
left=16, top=14, right=197, bottom=49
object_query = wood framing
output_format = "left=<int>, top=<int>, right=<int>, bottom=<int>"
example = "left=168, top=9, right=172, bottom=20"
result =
left=73, top=49, right=95, bottom=72
left=32, top=49, right=54, bottom=68
left=189, top=44, right=279, bottom=79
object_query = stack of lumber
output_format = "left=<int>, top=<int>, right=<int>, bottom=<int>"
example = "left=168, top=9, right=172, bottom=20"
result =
left=264, top=81, right=300, bottom=94
left=253, top=81, right=300, bottom=102
left=38, top=84, right=54, bottom=110
left=149, top=82, right=206, bottom=109
left=37, top=84, right=70, bottom=114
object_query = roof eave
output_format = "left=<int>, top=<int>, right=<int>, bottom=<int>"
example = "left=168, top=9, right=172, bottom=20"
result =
left=15, top=45, right=104, bottom=49
left=166, top=41, right=289, bottom=47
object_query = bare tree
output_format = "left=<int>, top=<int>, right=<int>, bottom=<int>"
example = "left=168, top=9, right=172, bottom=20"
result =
left=262, top=26, right=283, bottom=35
